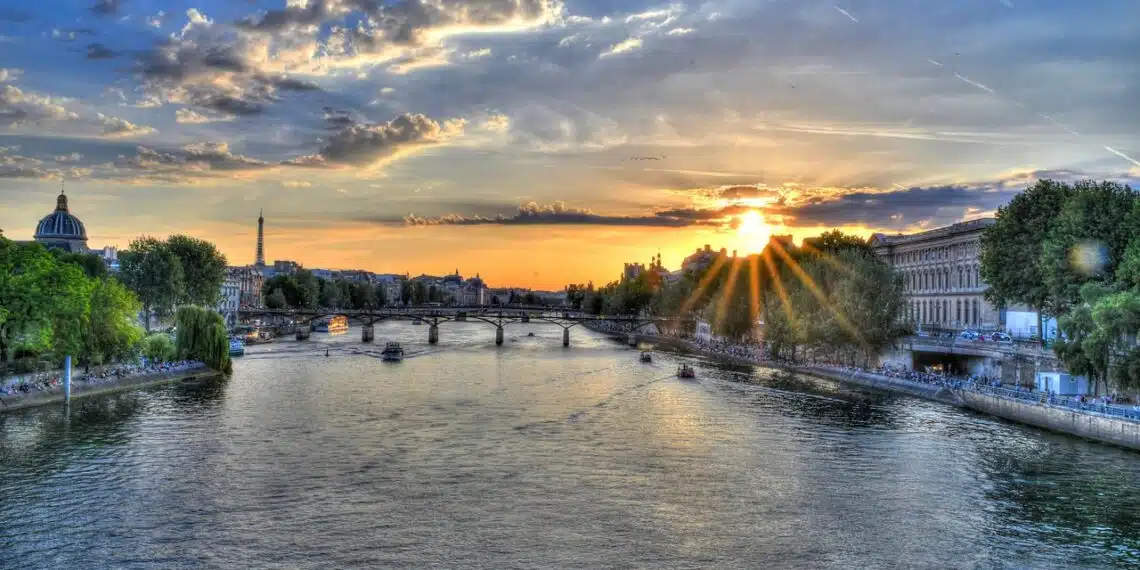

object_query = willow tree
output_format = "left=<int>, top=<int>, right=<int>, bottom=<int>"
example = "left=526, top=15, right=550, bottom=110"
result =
left=174, top=306, right=231, bottom=373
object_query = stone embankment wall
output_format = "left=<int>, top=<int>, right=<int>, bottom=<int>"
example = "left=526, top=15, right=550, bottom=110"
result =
left=956, top=390, right=1140, bottom=451
left=796, top=366, right=961, bottom=406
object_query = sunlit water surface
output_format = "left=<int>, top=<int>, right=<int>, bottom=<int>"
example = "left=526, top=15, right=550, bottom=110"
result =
left=2, top=323, right=1138, bottom=569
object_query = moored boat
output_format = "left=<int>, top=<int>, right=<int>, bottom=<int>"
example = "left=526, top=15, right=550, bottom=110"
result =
left=677, top=364, right=696, bottom=379
left=640, top=352, right=652, bottom=363
left=229, top=339, right=245, bottom=357
left=381, top=342, right=404, bottom=362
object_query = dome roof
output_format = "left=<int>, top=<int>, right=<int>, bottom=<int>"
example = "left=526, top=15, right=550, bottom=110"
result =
left=34, top=192, right=88, bottom=242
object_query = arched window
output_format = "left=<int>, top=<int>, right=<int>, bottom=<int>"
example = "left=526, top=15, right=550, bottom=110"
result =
left=964, top=299, right=970, bottom=325
left=957, top=268, right=963, bottom=289
left=973, top=299, right=980, bottom=325
left=956, top=299, right=962, bottom=324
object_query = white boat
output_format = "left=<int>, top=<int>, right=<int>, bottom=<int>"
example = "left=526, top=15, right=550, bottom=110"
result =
left=381, top=342, right=404, bottom=362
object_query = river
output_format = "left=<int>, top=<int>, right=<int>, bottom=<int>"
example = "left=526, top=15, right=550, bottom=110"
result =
left=2, top=323, right=1138, bottom=569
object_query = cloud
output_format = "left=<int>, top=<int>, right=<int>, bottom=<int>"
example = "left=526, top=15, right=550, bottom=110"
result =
left=0, top=150, right=88, bottom=180
left=480, top=113, right=510, bottom=132
left=111, top=141, right=270, bottom=183
left=175, top=108, right=235, bottom=124
left=292, top=112, right=465, bottom=168
left=0, top=68, right=19, bottom=82
left=87, top=43, right=118, bottom=60
left=0, top=85, right=80, bottom=127
left=599, top=37, right=643, bottom=58
left=146, top=10, right=166, bottom=28
left=132, top=8, right=320, bottom=115
left=97, top=113, right=157, bottom=137
left=90, top=0, right=123, bottom=17
left=404, top=201, right=723, bottom=227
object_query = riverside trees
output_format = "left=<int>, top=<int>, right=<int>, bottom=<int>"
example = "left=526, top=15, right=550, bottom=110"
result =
left=118, top=235, right=229, bottom=331
left=980, top=179, right=1140, bottom=394
left=0, top=238, right=142, bottom=371
left=571, top=230, right=907, bottom=365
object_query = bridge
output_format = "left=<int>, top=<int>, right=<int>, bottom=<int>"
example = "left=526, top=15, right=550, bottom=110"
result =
left=886, top=334, right=1060, bottom=384
left=236, top=306, right=693, bottom=347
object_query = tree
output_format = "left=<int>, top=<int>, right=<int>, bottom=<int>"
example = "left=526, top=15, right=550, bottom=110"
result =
left=174, top=306, right=231, bottom=373
left=83, top=278, right=143, bottom=367
left=165, top=234, right=228, bottom=307
left=265, top=287, right=288, bottom=309
left=140, top=333, right=177, bottom=363
left=372, top=283, right=388, bottom=308
left=0, top=240, right=94, bottom=365
left=119, top=237, right=185, bottom=332
left=293, top=269, right=320, bottom=308
left=53, top=250, right=109, bottom=279
left=981, top=180, right=1073, bottom=335
left=412, top=281, right=428, bottom=305
left=1040, top=180, right=1138, bottom=316
left=400, top=280, right=413, bottom=306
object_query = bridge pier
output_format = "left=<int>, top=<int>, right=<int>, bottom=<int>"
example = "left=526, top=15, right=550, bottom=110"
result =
left=362, top=324, right=374, bottom=343
left=495, top=326, right=504, bottom=346
left=563, top=327, right=570, bottom=347
left=295, top=326, right=311, bottom=341
left=428, top=324, right=439, bottom=345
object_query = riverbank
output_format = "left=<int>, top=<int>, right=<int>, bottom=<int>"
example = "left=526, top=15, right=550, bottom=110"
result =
left=0, top=365, right=214, bottom=413
left=621, top=330, right=1140, bottom=452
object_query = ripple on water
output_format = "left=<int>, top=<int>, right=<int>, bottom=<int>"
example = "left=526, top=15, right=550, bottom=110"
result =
left=2, top=327, right=1140, bottom=569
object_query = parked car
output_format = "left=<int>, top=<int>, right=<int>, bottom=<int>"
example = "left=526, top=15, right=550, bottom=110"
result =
left=991, top=332, right=1013, bottom=343
left=959, top=331, right=979, bottom=341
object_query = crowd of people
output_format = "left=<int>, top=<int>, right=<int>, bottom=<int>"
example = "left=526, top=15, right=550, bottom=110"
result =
left=0, top=360, right=204, bottom=400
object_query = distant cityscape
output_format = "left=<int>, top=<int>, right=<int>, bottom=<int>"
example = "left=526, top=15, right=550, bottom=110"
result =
left=5, top=189, right=570, bottom=327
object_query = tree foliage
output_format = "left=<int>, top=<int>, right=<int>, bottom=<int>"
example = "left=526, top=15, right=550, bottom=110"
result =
left=119, top=237, right=184, bottom=332
left=0, top=238, right=143, bottom=369
left=982, top=178, right=1140, bottom=394
left=140, top=332, right=177, bottom=363
left=174, top=306, right=231, bottom=373
left=166, top=234, right=228, bottom=306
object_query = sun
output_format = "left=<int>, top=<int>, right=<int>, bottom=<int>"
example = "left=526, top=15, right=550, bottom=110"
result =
left=735, top=210, right=771, bottom=254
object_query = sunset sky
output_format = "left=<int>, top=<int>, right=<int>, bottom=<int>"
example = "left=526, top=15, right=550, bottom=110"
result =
left=2, top=0, right=1139, bottom=288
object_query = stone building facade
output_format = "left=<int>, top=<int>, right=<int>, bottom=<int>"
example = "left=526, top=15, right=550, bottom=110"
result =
left=870, top=218, right=1000, bottom=330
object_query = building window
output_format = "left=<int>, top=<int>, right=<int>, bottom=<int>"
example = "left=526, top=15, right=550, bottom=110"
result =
left=956, top=299, right=961, bottom=324
left=973, top=299, right=980, bottom=325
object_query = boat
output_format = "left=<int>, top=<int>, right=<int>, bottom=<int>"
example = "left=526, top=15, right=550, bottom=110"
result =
left=640, top=352, right=652, bottom=363
left=412, top=319, right=423, bottom=326
left=314, top=315, right=349, bottom=333
left=677, top=364, right=696, bottom=379
left=381, top=342, right=404, bottom=362
left=527, top=332, right=535, bottom=337
left=228, top=339, right=245, bottom=357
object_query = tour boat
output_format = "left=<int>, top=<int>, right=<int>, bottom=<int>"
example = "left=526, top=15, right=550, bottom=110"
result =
left=381, top=342, right=404, bottom=362
left=314, top=315, right=349, bottom=333
left=412, top=319, right=423, bottom=326
left=677, top=364, right=696, bottom=379
left=640, top=352, right=652, bottom=363
left=228, top=339, right=245, bottom=357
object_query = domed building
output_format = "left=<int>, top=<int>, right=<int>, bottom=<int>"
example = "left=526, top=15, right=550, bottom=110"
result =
left=34, top=191, right=89, bottom=253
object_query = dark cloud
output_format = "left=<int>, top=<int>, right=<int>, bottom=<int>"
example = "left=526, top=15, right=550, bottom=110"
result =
left=404, top=201, right=732, bottom=227
left=86, top=43, right=118, bottom=60
left=294, top=113, right=463, bottom=167
left=235, top=0, right=341, bottom=31
left=718, top=185, right=778, bottom=200
left=767, top=185, right=1019, bottom=229
left=90, top=0, right=122, bottom=17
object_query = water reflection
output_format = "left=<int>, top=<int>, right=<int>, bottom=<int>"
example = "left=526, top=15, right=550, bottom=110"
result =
left=1, top=329, right=1138, bottom=569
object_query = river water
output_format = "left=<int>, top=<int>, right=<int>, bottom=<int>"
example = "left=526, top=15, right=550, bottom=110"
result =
left=2, top=323, right=1138, bottom=569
